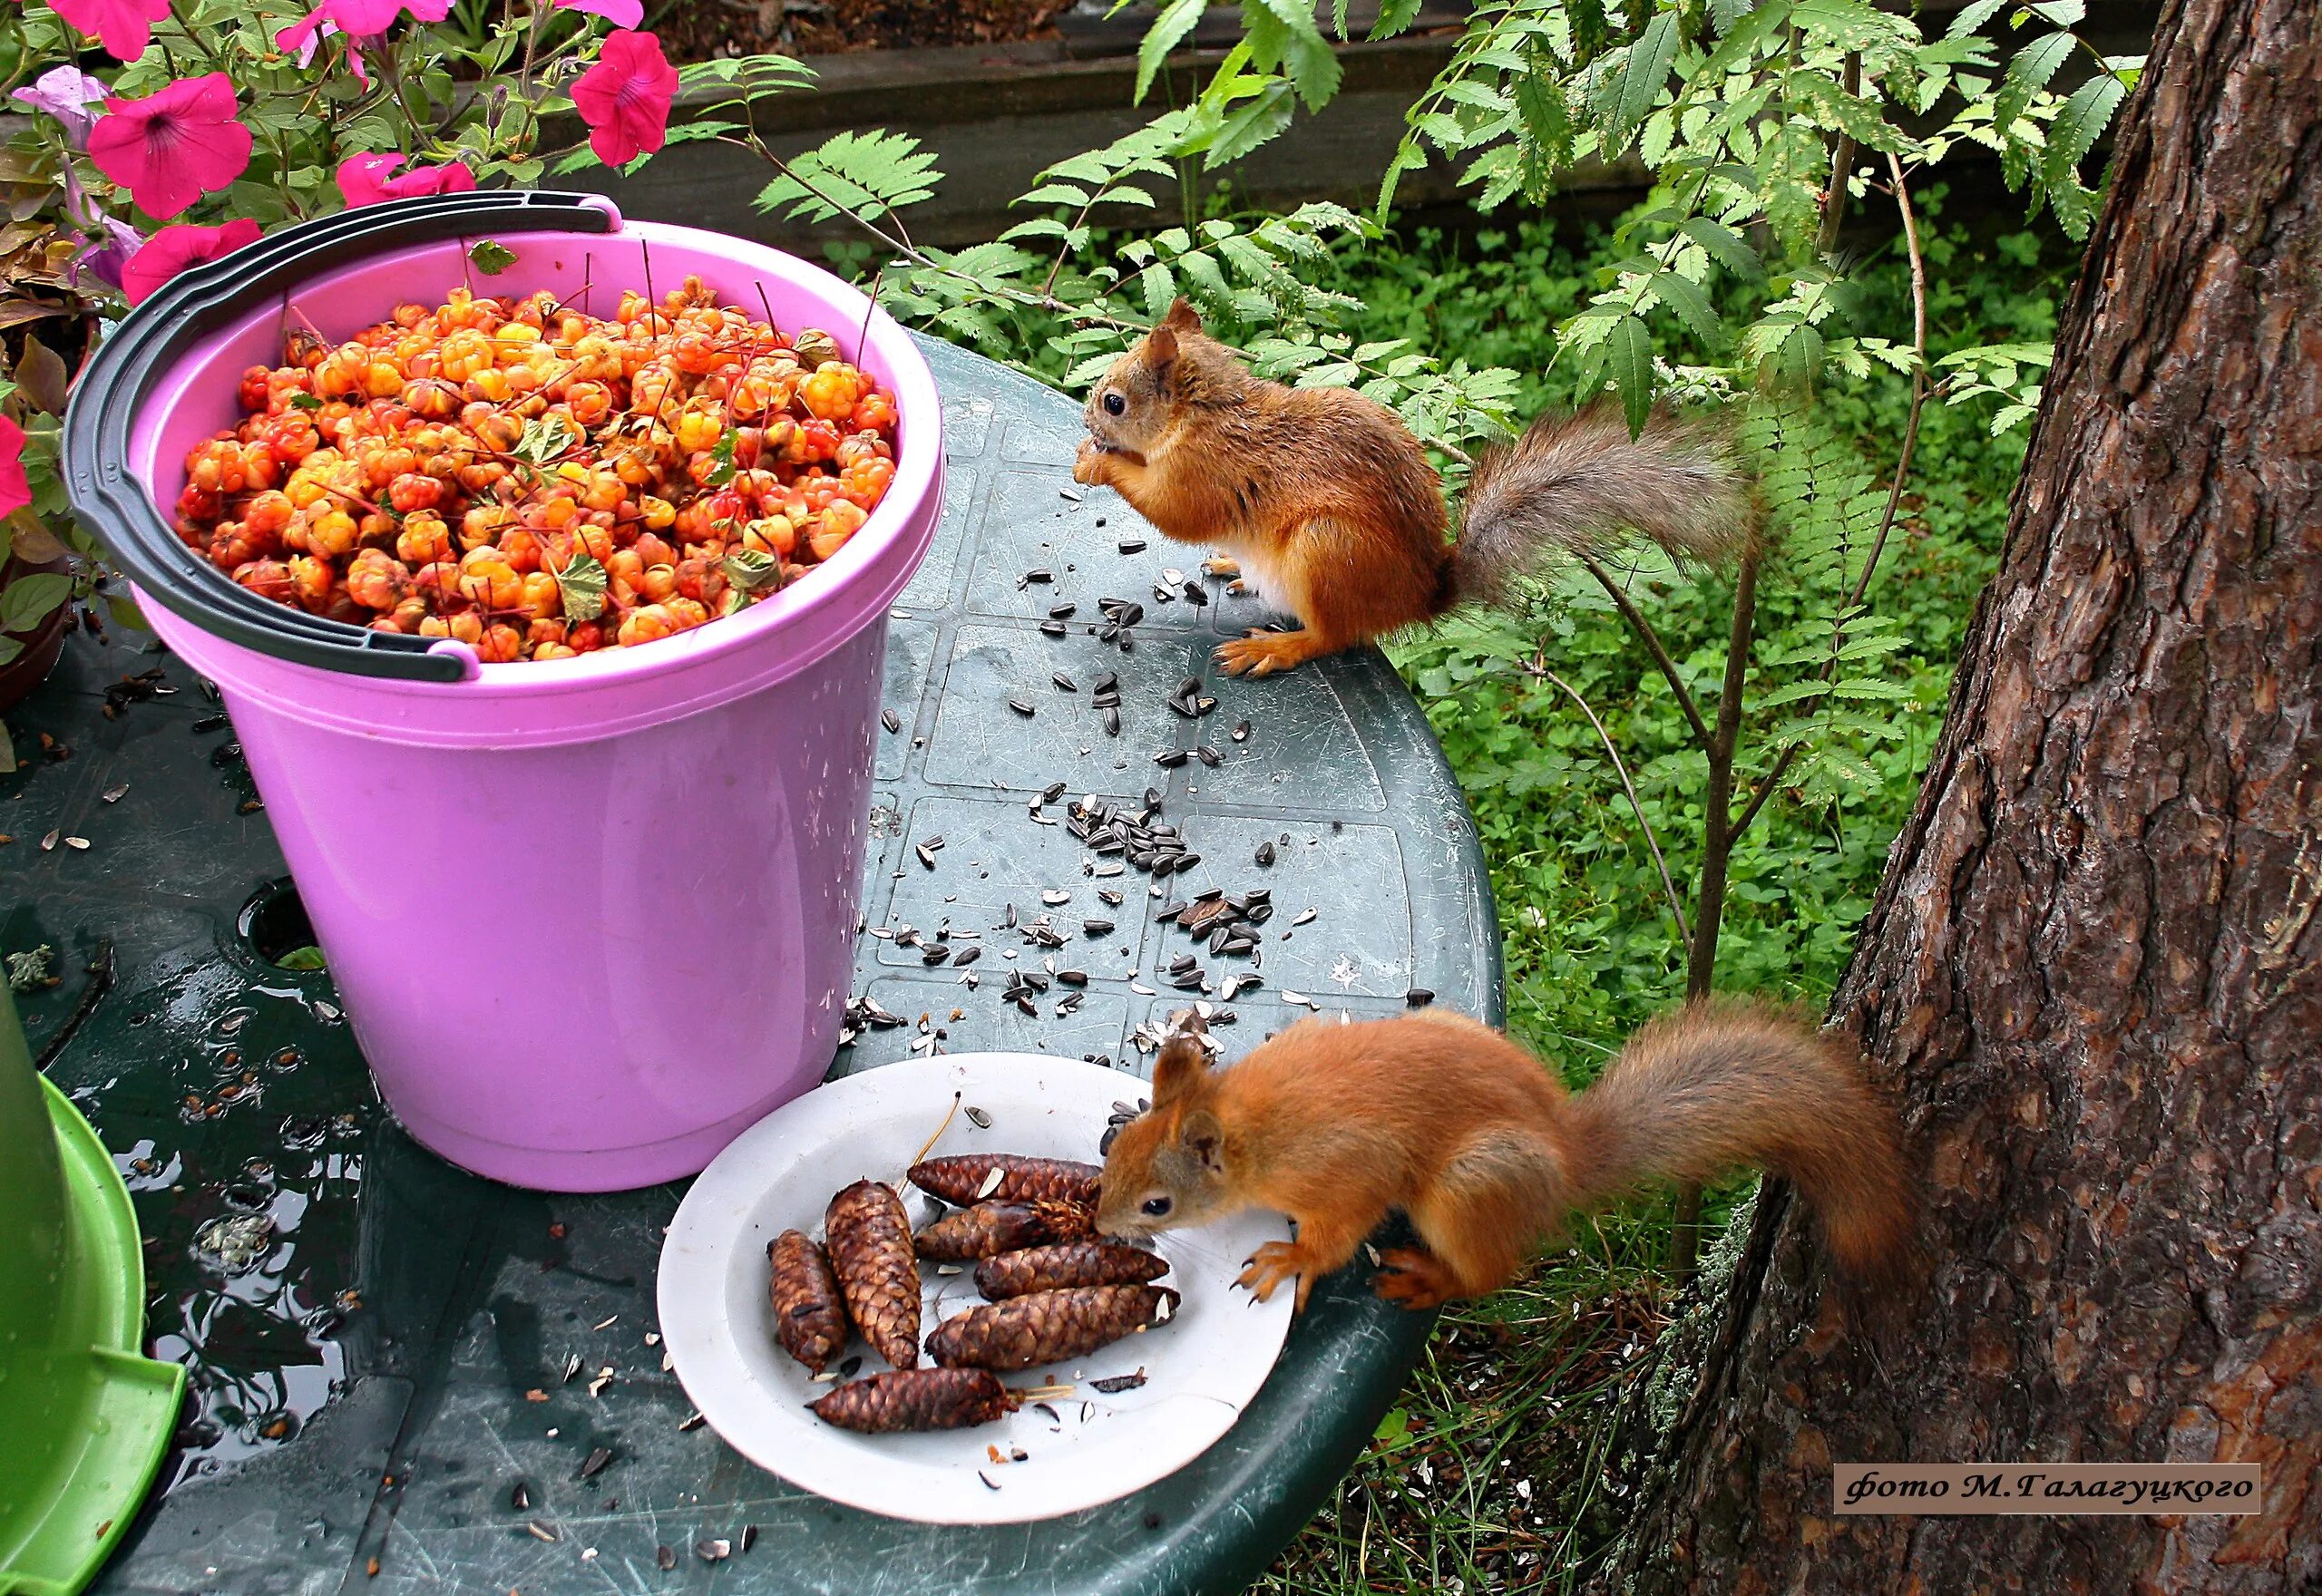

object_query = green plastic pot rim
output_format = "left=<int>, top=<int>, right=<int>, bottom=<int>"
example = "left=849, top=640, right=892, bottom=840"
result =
left=0, top=1075, right=186, bottom=1596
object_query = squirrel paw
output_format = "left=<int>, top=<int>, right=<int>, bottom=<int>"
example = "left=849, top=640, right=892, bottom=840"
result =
left=1371, top=1248, right=1460, bottom=1310
left=1237, top=1240, right=1312, bottom=1309
left=1201, top=555, right=1242, bottom=579
left=1072, top=437, right=1107, bottom=486
left=1216, top=630, right=1329, bottom=677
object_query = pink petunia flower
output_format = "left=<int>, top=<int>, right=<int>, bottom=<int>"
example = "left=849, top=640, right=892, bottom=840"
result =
left=276, top=0, right=454, bottom=82
left=49, top=0, right=172, bottom=63
left=120, top=218, right=262, bottom=306
left=87, top=73, right=254, bottom=221
left=571, top=29, right=678, bottom=169
left=14, top=65, right=112, bottom=150
left=0, top=415, right=29, bottom=521
left=557, top=0, right=644, bottom=27
left=337, top=152, right=478, bottom=208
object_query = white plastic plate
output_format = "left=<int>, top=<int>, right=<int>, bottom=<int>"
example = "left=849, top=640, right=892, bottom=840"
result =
left=658, top=1053, right=1295, bottom=1524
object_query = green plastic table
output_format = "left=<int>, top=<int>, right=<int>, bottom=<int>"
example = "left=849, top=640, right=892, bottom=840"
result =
left=3, top=338, right=1502, bottom=1596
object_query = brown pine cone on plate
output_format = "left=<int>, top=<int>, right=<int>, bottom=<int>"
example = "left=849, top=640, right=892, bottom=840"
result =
left=914, top=1198, right=1094, bottom=1262
left=825, top=1180, right=922, bottom=1368
left=806, top=1367, right=1018, bottom=1434
left=926, top=1285, right=1179, bottom=1372
left=973, top=1241, right=1169, bottom=1299
left=908, top=1153, right=1102, bottom=1207
left=768, top=1229, right=850, bottom=1373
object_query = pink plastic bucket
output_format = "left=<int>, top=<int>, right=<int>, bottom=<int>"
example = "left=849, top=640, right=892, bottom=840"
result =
left=111, top=202, right=940, bottom=1190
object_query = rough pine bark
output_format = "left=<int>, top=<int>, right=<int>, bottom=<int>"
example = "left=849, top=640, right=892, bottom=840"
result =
left=1596, top=1, right=2322, bottom=1591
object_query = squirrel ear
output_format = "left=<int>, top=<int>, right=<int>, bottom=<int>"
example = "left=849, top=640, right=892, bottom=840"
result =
left=1151, top=1032, right=1210, bottom=1105
left=1163, top=297, right=1203, bottom=334
left=1178, top=1108, right=1224, bottom=1172
left=1143, top=324, right=1179, bottom=371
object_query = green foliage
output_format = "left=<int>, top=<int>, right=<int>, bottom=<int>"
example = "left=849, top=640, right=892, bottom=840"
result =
left=1370, top=215, right=2063, bottom=1052
left=756, top=129, right=943, bottom=225
left=1152, top=0, right=2136, bottom=432
left=745, top=113, right=1526, bottom=457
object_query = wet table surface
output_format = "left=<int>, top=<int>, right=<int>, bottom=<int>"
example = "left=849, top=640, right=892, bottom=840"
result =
left=5, top=337, right=1502, bottom=1596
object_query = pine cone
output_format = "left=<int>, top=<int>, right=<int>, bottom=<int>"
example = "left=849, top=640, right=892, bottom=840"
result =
left=926, top=1285, right=1179, bottom=1371
left=909, top=1153, right=1102, bottom=1207
left=973, top=1241, right=1170, bottom=1299
left=768, top=1230, right=850, bottom=1374
left=914, top=1198, right=1095, bottom=1262
left=825, top=1180, right=921, bottom=1369
left=806, top=1367, right=1017, bottom=1434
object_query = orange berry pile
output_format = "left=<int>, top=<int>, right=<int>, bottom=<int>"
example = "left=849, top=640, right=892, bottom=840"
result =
left=174, top=276, right=903, bottom=663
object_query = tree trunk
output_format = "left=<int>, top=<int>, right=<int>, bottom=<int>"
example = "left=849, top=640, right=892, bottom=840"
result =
left=1595, top=2, right=2322, bottom=1591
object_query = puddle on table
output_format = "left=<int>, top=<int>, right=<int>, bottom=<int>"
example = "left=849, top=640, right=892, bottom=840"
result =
left=84, top=946, right=381, bottom=1488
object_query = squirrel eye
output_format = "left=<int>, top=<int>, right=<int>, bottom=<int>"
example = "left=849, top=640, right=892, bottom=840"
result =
left=1140, top=1195, right=1173, bottom=1217
left=1103, top=391, right=1127, bottom=416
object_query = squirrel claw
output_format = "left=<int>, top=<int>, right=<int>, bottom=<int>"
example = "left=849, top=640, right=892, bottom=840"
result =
left=1236, top=1240, right=1304, bottom=1303
left=1216, top=632, right=1313, bottom=677
left=1371, top=1247, right=1457, bottom=1310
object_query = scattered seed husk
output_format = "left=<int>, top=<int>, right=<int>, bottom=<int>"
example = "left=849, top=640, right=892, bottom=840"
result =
left=527, top=1521, right=559, bottom=1542
left=965, top=1105, right=992, bottom=1129
left=678, top=1411, right=706, bottom=1432
left=825, top=1181, right=922, bottom=1368
left=1406, top=988, right=1436, bottom=1007
left=1010, top=699, right=1035, bottom=717
left=697, top=1538, right=731, bottom=1562
left=658, top=1544, right=678, bottom=1571
left=1232, top=720, right=1251, bottom=743
left=1040, top=619, right=1068, bottom=637
left=578, top=1446, right=613, bottom=1480
left=883, top=709, right=902, bottom=734
left=102, top=783, right=130, bottom=803
left=1089, top=1368, right=1149, bottom=1395
left=1052, top=672, right=1077, bottom=692
left=510, top=1481, right=532, bottom=1511
left=808, top=1367, right=1019, bottom=1434
left=927, top=1286, right=1180, bottom=1372
left=768, top=1231, right=850, bottom=1374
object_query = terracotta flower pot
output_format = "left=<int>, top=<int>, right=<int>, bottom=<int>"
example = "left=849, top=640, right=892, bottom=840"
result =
left=0, top=552, right=73, bottom=715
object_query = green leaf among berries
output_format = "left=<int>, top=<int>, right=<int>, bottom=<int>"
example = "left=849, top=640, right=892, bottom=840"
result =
left=554, top=553, right=610, bottom=623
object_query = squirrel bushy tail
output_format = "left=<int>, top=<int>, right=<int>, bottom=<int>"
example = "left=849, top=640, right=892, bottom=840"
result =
left=1557, top=998, right=1913, bottom=1277
left=1449, top=402, right=1756, bottom=608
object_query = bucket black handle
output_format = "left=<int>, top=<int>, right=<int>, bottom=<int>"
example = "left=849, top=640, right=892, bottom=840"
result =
left=63, top=191, right=623, bottom=683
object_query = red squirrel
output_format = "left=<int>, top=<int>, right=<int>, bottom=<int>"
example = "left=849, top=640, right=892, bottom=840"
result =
left=1072, top=299, right=1752, bottom=676
left=1095, top=1002, right=1911, bottom=1310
